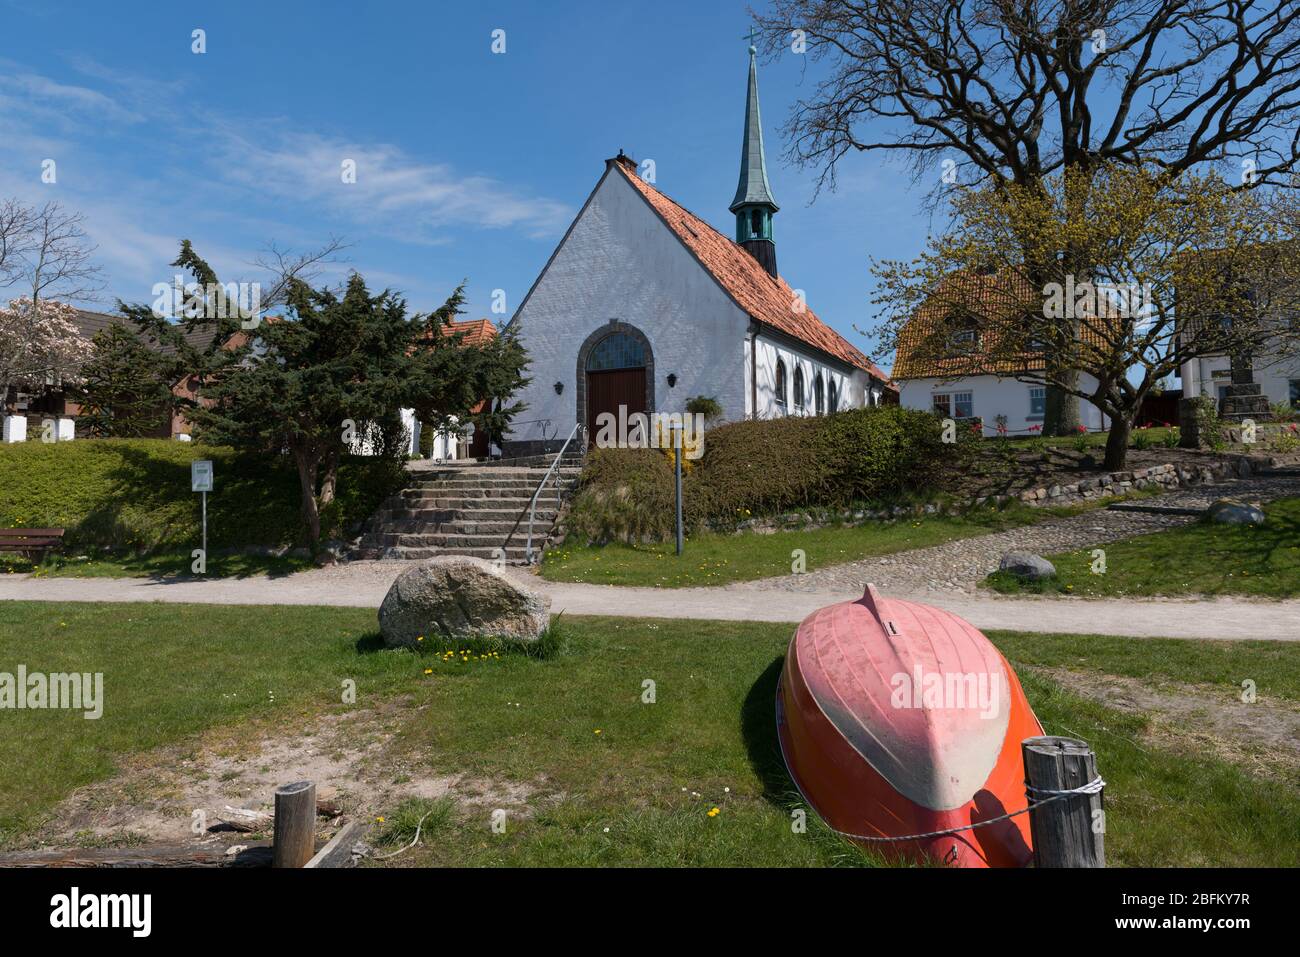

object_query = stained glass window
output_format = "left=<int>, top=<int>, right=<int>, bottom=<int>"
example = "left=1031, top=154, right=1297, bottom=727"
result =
left=586, top=332, right=646, bottom=371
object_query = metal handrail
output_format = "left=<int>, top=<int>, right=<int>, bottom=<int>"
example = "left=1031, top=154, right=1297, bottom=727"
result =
left=524, top=422, right=584, bottom=564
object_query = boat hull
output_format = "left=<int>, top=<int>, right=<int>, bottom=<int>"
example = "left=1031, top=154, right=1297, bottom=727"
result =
left=776, top=586, right=1043, bottom=868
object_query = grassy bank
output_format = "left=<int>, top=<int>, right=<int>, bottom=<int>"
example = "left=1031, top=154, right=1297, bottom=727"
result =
left=1, top=601, right=1295, bottom=866
left=542, top=505, right=1059, bottom=587
left=985, top=497, right=1300, bottom=598
left=0, top=438, right=404, bottom=554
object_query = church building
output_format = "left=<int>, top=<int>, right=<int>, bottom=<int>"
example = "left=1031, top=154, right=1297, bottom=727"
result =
left=502, top=43, right=895, bottom=456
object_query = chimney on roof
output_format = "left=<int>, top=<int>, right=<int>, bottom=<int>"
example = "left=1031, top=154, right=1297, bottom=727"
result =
left=730, top=40, right=779, bottom=278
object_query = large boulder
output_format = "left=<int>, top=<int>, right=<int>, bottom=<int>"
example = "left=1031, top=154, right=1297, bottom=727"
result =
left=1206, top=499, right=1265, bottom=526
left=379, top=556, right=549, bottom=648
left=998, top=551, right=1056, bottom=580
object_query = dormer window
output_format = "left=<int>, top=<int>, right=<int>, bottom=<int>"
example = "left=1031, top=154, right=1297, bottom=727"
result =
left=948, top=327, right=979, bottom=355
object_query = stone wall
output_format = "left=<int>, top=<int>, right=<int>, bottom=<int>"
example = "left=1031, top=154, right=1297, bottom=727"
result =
left=708, top=451, right=1298, bottom=535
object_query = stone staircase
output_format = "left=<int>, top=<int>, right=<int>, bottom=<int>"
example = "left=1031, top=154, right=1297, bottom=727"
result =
left=351, top=452, right=584, bottom=563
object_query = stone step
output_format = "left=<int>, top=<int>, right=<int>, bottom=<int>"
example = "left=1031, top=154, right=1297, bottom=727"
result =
left=408, top=466, right=583, bottom=480
left=381, top=506, right=557, bottom=522
left=377, top=545, right=534, bottom=562
left=399, top=489, right=564, bottom=503
left=377, top=518, right=554, bottom=537
left=381, top=531, right=547, bottom=549
left=410, top=475, right=579, bottom=488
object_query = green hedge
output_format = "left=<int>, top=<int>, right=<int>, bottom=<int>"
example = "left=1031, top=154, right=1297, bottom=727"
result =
left=565, top=406, right=972, bottom=543
left=0, top=439, right=405, bottom=552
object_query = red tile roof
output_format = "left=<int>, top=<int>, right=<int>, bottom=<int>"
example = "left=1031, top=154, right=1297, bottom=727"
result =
left=438, top=317, right=498, bottom=346
left=892, top=270, right=1118, bottom=379
left=611, top=158, right=893, bottom=387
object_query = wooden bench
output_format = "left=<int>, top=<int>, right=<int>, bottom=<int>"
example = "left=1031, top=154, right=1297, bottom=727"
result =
left=0, top=528, right=65, bottom=561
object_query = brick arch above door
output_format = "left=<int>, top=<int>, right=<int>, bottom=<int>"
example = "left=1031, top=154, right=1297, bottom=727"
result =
left=575, top=320, right=656, bottom=436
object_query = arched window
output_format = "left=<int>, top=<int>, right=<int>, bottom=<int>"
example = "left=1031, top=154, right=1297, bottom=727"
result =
left=774, top=359, right=787, bottom=412
left=814, top=373, right=825, bottom=415
left=751, top=209, right=762, bottom=239
left=828, top=379, right=839, bottom=413
left=793, top=366, right=805, bottom=411
left=586, top=331, right=646, bottom=371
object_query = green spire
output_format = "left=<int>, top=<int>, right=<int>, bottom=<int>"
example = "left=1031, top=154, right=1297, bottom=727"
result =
left=730, top=42, right=779, bottom=214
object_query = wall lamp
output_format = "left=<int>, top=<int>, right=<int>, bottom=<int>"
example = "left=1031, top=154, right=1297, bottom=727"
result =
left=554, top=381, right=564, bottom=395
left=666, top=373, right=678, bottom=388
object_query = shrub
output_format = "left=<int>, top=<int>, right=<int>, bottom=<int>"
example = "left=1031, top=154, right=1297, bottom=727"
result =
left=564, top=406, right=969, bottom=543
left=684, top=395, right=724, bottom=423
left=564, top=448, right=677, bottom=543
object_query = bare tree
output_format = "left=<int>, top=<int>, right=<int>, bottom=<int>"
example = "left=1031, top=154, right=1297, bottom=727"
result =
left=756, top=0, right=1300, bottom=431
left=0, top=199, right=34, bottom=290
left=19, top=201, right=103, bottom=306
left=249, top=235, right=351, bottom=311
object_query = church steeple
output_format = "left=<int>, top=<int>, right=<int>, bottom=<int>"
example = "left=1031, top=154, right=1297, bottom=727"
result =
left=730, top=34, right=779, bottom=277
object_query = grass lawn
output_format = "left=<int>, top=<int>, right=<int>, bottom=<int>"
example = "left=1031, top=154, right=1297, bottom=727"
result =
left=0, top=438, right=402, bottom=554
left=0, top=549, right=315, bottom=579
left=985, top=497, right=1300, bottom=598
left=1, top=601, right=1297, bottom=866
left=541, top=503, right=1080, bottom=588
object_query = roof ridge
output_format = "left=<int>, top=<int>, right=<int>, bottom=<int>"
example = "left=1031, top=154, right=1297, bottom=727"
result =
left=611, top=163, right=891, bottom=384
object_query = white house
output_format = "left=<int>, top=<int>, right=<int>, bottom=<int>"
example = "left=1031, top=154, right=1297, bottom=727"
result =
left=891, top=271, right=1109, bottom=435
left=1181, top=343, right=1300, bottom=410
left=501, top=45, right=894, bottom=456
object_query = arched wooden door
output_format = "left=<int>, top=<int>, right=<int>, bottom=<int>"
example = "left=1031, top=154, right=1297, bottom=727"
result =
left=585, top=331, right=648, bottom=436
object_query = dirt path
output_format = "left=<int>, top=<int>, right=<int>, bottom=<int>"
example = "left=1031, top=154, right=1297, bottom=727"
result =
left=3, top=564, right=1298, bottom=640
left=3, top=471, right=1297, bottom=640
left=11, top=696, right=540, bottom=854
left=1033, top=667, right=1300, bottom=782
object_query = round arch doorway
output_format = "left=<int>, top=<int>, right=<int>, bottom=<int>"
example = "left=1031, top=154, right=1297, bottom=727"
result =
left=576, top=322, right=655, bottom=440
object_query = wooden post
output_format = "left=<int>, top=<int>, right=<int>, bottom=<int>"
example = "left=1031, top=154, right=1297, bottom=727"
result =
left=272, top=780, right=317, bottom=868
left=1022, top=736, right=1104, bottom=868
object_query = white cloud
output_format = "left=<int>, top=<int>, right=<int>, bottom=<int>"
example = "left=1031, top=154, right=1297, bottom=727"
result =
left=209, top=126, right=572, bottom=240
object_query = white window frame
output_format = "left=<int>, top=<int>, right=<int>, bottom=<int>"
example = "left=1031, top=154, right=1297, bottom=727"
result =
left=1028, top=386, right=1046, bottom=420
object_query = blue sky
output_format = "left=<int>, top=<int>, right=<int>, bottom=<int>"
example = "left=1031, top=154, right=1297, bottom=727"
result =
left=0, top=0, right=934, bottom=368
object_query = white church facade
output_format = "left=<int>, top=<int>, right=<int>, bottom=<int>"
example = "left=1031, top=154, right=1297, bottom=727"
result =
left=502, top=46, right=894, bottom=456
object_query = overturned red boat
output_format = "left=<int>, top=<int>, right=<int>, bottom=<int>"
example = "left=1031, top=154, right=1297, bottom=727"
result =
left=776, top=585, right=1043, bottom=868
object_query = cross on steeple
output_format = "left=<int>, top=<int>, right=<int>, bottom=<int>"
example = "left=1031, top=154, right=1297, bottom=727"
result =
left=743, top=26, right=758, bottom=50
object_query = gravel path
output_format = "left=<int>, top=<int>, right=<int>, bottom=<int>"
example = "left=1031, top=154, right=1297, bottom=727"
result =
left=3, top=567, right=1297, bottom=641
left=2, top=470, right=1296, bottom=642
left=733, top=471, right=1300, bottom=596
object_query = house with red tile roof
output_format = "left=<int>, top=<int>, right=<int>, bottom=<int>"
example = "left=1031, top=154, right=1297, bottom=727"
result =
left=503, top=43, right=895, bottom=455
left=891, top=270, right=1113, bottom=436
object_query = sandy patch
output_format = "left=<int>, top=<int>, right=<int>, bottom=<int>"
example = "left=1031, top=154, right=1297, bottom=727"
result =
left=1033, top=666, right=1300, bottom=781
left=22, top=697, right=541, bottom=852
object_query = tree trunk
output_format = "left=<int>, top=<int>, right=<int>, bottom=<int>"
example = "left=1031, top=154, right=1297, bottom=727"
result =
left=293, top=448, right=322, bottom=544
left=319, top=447, right=340, bottom=508
left=1103, top=414, right=1131, bottom=471
left=1045, top=376, right=1081, bottom=436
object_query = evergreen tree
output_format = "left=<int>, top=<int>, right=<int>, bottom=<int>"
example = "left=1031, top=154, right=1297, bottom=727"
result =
left=124, top=242, right=531, bottom=544
left=74, top=323, right=175, bottom=437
